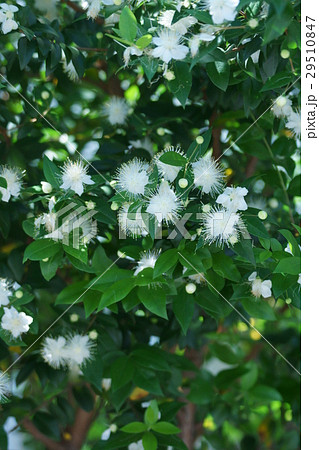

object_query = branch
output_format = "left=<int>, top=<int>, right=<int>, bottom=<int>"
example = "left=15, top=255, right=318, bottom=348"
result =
left=22, top=419, right=62, bottom=450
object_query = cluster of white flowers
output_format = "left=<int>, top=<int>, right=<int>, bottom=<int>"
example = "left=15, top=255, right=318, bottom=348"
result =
left=0, top=166, right=23, bottom=203
left=113, top=145, right=249, bottom=247
left=0, top=278, right=12, bottom=307
left=271, top=96, right=301, bottom=138
left=41, top=334, right=95, bottom=369
left=248, top=272, right=272, bottom=298
left=86, top=0, right=123, bottom=20
left=0, top=4, right=18, bottom=34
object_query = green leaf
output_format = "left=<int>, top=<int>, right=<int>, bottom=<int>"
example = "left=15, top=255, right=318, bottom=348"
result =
left=18, top=37, right=36, bottom=70
left=121, top=422, right=147, bottom=433
left=142, top=432, right=157, bottom=450
left=178, top=250, right=206, bottom=273
left=207, top=60, right=230, bottom=91
left=241, top=298, right=276, bottom=320
left=0, top=177, right=7, bottom=189
left=167, top=62, right=192, bottom=108
left=154, top=249, right=178, bottom=278
left=23, top=239, right=62, bottom=262
left=111, top=356, right=135, bottom=391
left=159, top=152, right=187, bottom=167
left=250, top=385, right=282, bottom=402
left=212, top=253, right=241, bottom=282
left=172, top=291, right=194, bottom=335
left=119, top=6, right=137, bottom=42
left=245, top=216, right=269, bottom=239
left=144, top=400, right=160, bottom=426
left=133, top=370, right=163, bottom=395
left=136, top=34, right=152, bottom=49
left=132, top=348, right=170, bottom=371
left=43, top=155, right=60, bottom=188
left=213, top=341, right=241, bottom=364
left=151, top=422, right=180, bottom=435
left=99, top=278, right=135, bottom=308
left=138, top=286, right=167, bottom=319
left=260, top=72, right=293, bottom=92
left=72, top=385, right=94, bottom=412
left=279, top=229, right=301, bottom=256
left=274, top=256, right=301, bottom=275
left=40, top=249, right=63, bottom=281
left=92, top=433, right=142, bottom=450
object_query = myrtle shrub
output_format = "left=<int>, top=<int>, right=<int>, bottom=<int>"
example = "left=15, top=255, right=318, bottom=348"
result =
left=0, top=1, right=300, bottom=449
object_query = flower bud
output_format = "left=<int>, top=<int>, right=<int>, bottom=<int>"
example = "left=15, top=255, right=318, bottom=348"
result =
left=281, top=49, right=290, bottom=59
left=41, top=181, right=52, bottom=194
left=186, top=283, right=196, bottom=294
left=248, top=18, right=259, bottom=29
left=196, top=136, right=204, bottom=144
left=111, top=202, right=119, bottom=211
left=178, top=178, right=188, bottom=188
left=258, top=210, right=268, bottom=220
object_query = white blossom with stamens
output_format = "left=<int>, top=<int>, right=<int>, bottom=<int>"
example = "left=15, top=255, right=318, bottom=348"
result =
left=118, top=202, right=148, bottom=237
left=192, top=153, right=224, bottom=195
left=134, top=250, right=160, bottom=275
left=0, top=4, right=18, bottom=34
left=204, top=0, right=239, bottom=24
left=1, top=307, right=33, bottom=339
left=155, top=147, right=184, bottom=182
left=216, top=186, right=248, bottom=212
left=0, top=371, right=10, bottom=402
left=41, top=336, right=68, bottom=369
left=146, top=180, right=181, bottom=224
left=104, top=96, right=129, bottom=126
left=60, top=159, right=94, bottom=196
left=152, top=29, right=189, bottom=64
left=64, top=334, right=94, bottom=366
left=0, top=166, right=23, bottom=202
left=248, top=272, right=272, bottom=298
left=116, top=159, right=150, bottom=197
left=202, top=206, right=242, bottom=246
left=271, top=96, right=293, bottom=118
left=0, top=279, right=11, bottom=307
left=286, top=110, right=301, bottom=138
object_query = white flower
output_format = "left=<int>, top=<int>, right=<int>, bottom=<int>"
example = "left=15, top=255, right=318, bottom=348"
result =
left=134, top=250, right=160, bottom=275
left=34, top=0, right=58, bottom=20
left=41, top=336, right=67, bottom=369
left=0, top=279, right=11, bottom=307
left=286, top=110, right=301, bottom=138
left=0, top=166, right=23, bottom=202
left=155, top=146, right=184, bottom=182
left=41, top=181, right=53, bottom=194
left=105, top=13, right=120, bottom=26
left=271, top=96, right=293, bottom=118
left=202, top=207, right=242, bottom=246
left=123, top=46, right=143, bottom=66
left=0, top=4, right=18, bottom=34
left=158, top=10, right=197, bottom=35
left=1, top=307, right=33, bottom=339
left=101, top=424, right=117, bottom=441
left=204, top=0, right=239, bottom=24
left=116, top=159, right=149, bottom=197
left=189, top=32, right=214, bottom=57
left=188, top=273, right=206, bottom=284
left=86, top=0, right=102, bottom=19
left=105, top=96, right=129, bottom=126
left=248, top=272, right=272, bottom=298
left=63, top=59, right=79, bottom=82
left=102, top=378, right=112, bottom=391
left=216, top=186, right=248, bottom=212
left=64, top=334, right=94, bottom=366
left=146, top=180, right=181, bottom=224
left=0, top=371, right=10, bottom=402
left=128, top=441, right=144, bottom=450
left=192, top=153, right=224, bottom=195
left=152, top=29, right=189, bottom=64
left=118, top=202, right=148, bottom=237
left=60, top=159, right=94, bottom=196
left=129, top=137, right=154, bottom=156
